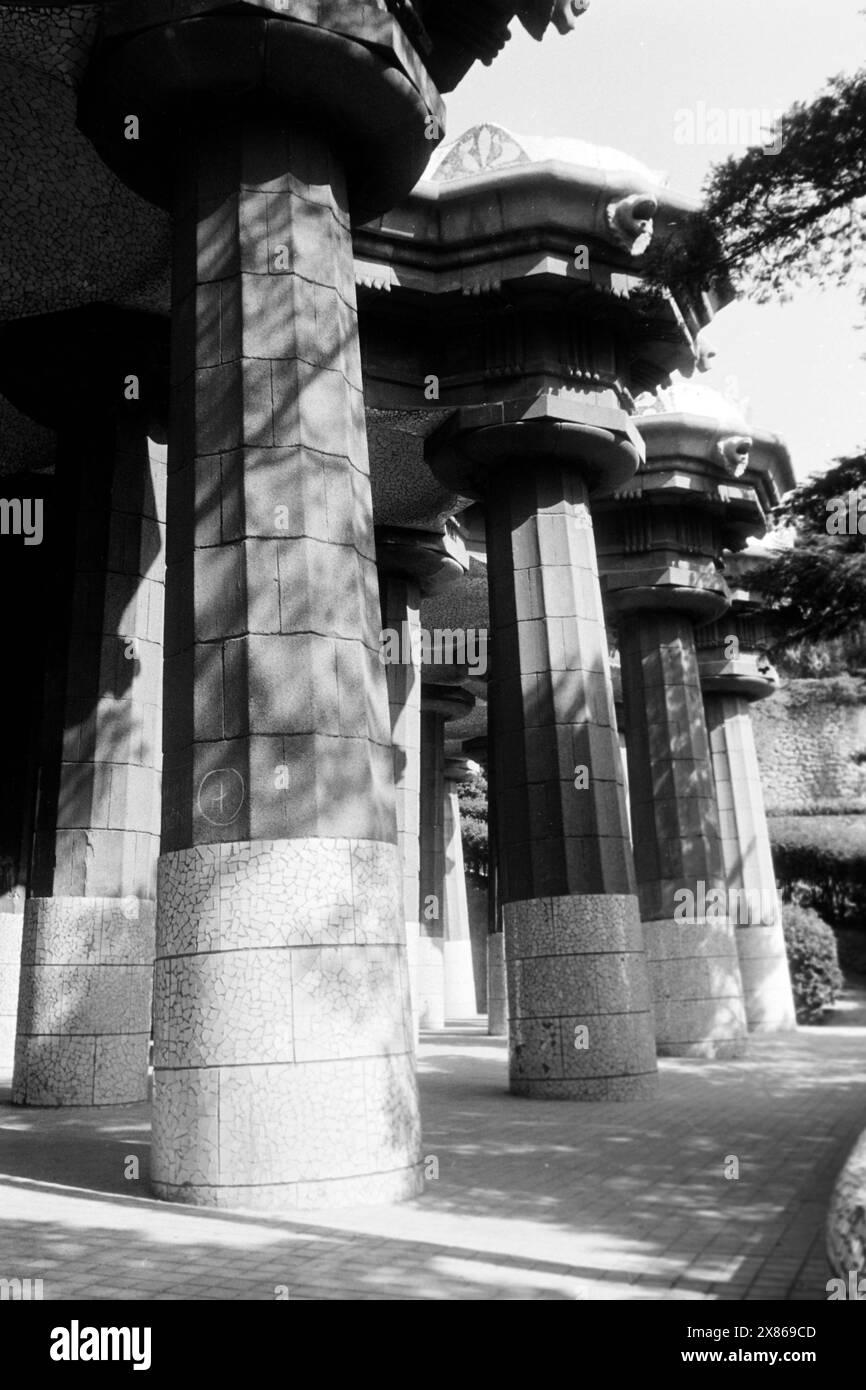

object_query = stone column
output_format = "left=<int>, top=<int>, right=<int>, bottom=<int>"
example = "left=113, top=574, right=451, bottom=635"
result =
left=442, top=757, right=479, bottom=1019
left=595, top=399, right=766, bottom=1059
left=0, top=910, right=23, bottom=1078
left=79, top=3, right=442, bottom=1209
left=379, top=567, right=423, bottom=1039
left=613, top=598, right=747, bottom=1057
left=463, top=733, right=505, bottom=1033
left=376, top=527, right=467, bottom=1037
left=14, top=421, right=164, bottom=1105
left=698, top=584, right=796, bottom=1032
left=608, top=646, right=633, bottom=848
left=418, top=683, right=473, bottom=1028
left=481, top=728, right=508, bottom=1038
left=428, top=399, right=658, bottom=1099
left=0, top=469, right=52, bottom=1075
left=151, top=118, right=424, bottom=1209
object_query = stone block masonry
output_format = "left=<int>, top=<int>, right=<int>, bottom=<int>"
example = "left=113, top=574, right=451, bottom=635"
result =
left=154, top=117, right=422, bottom=1208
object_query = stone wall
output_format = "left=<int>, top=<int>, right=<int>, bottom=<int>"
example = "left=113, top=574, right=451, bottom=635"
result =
left=752, top=677, right=866, bottom=815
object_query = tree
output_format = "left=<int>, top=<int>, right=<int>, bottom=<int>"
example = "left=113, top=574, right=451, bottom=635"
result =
left=750, top=452, right=866, bottom=651
left=640, top=62, right=866, bottom=651
left=458, top=768, right=488, bottom=872
left=644, top=68, right=866, bottom=309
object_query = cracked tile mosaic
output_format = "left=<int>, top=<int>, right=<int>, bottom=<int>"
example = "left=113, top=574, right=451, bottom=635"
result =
left=152, top=834, right=420, bottom=1203
left=11, top=896, right=155, bottom=1104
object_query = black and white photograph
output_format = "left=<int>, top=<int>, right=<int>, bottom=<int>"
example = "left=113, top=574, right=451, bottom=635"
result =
left=0, top=0, right=864, bottom=1349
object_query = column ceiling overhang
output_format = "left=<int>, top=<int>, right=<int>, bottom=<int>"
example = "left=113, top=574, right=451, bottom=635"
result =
left=0, top=13, right=736, bottom=542
left=356, top=123, right=730, bottom=412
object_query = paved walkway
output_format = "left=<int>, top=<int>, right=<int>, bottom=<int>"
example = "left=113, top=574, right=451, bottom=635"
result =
left=1, top=996, right=865, bottom=1301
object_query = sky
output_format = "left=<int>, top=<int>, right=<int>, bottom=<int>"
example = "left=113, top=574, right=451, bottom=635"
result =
left=442, top=0, right=866, bottom=481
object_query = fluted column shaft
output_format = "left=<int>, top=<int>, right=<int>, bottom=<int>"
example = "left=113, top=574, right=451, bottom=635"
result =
left=0, top=472, right=51, bottom=1074
left=13, top=423, right=164, bottom=1105
left=705, top=692, right=795, bottom=1030
left=379, top=573, right=423, bottom=1037
left=417, top=684, right=473, bottom=1027
left=618, top=609, right=747, bottom=1057
left=149, top=117, right=423, bottom=1210
left=442, top=759, right=478, bottom=1019
left=483, top=460, right=657, bottom=1098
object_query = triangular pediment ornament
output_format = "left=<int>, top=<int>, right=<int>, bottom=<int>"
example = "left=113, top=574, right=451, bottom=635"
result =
left=431, top=123, right=531, bottom=182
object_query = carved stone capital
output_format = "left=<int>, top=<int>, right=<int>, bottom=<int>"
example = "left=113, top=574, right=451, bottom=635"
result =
left=426, top=393, right=643, bottom=498
left=375, top=524, right=468, bottom=595
left=79, top=1, right=443, bottom=221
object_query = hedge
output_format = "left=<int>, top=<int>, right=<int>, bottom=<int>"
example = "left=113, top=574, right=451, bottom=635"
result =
left=783, top=904, right=844, bottom=1023
left=769, top=814, right=866, bottom=931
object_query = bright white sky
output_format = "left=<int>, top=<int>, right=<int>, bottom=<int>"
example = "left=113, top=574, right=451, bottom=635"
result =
left=443, top=0, right=866, bottom=481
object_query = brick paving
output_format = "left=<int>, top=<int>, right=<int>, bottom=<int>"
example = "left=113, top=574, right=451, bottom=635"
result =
left=0, top=994, right=864, bottom=1301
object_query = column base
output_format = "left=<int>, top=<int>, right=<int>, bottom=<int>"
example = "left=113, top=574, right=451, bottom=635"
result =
left=444, top=937, right=478, bottom=1020
left=416, top=932, right=445, bottom=1030
left=505, top=895, right=658, bottom=1100
left=736, top=925, right=797, bottom=1032
left=152, top=837, right=423, bottom=1210
left=644, top=918, right=748, bottom=1059
left=152, top=1162, right=425, bottom=1213
left=487, top=932, right=508, bottom=1037
left=0, top=910, right=24, bottom=1075
left=12, top=897, right=155, bottom=1106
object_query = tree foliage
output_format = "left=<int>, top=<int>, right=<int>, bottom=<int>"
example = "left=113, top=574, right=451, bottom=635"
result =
left=750, top=453, right=866, bottom=649
left=458, top=769, right=488, bottom=870
left=644, top=68, right=866, bottom=307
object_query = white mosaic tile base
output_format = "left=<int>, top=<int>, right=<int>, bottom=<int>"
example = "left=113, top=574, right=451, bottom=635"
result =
left=643, top=917, right=748, bottom=1058
left=152, top=837, right=422, bottom=1209
left=0, top=911, right=24, bottom=1074
left=736, top=925, right=797, bottom=1032
left=504, top=895, right=658, bottom=1099
left=415, top=932, right=444, bottom=1031
left=12, top=897, right=155, bottom=1106
left=487, top=932, right=508, bottom=1037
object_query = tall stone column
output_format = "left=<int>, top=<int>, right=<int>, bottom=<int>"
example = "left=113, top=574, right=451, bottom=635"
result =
left=613, top=601, right=747, bottom=1057
left=79, top=4, right=442, bottom=1206
left=698, top=566, right=796, bottom=1032
left=464, top=732, right=505, bottom=1034
left=0, top=468, right=53, bottom=1075
left=442, top=757, right=479, bottom=1019
left=609, top=649, right=632, bottom=844
left=484, top=736, right=508, bottom=1039
left=0, top=908, right=23, bottom=1078
left=428, top=399, right=658, bottom=1099
left=0, top=309, right=168, bottom=1107
left=14, top=422, right=165, bottom=1105
left=595, top=398, right=762, bottom=1059
left=376, top=527, right=466, bottom=1037
left=419, top=683, right=473, bottom=1028
left=380, top=568, right=423, bottom=1039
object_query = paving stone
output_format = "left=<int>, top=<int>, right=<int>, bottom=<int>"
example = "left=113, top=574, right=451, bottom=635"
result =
left=1, top=1001, right=865, bottom=1301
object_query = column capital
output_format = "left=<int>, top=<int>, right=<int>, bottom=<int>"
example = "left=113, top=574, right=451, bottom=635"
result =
left=78, top=1, right=444, bottom=221
left=696, top=547, right=782, bottom=699
left=697, top=613, right=780, bottom=702
left=444, top=755, right=478, bottom=785
left=375, top=524, right=468, bottom=596
left=462, top=735, right=488, bottom=764
left=698, top=657, right=779, bottom=702
left=0, top=307, right=169, bottom=437
left=603, top=568, right=731, bottom=625
left=426, top=394, right=644, bottom=499
left=421, top=682, right=474, bottom=721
